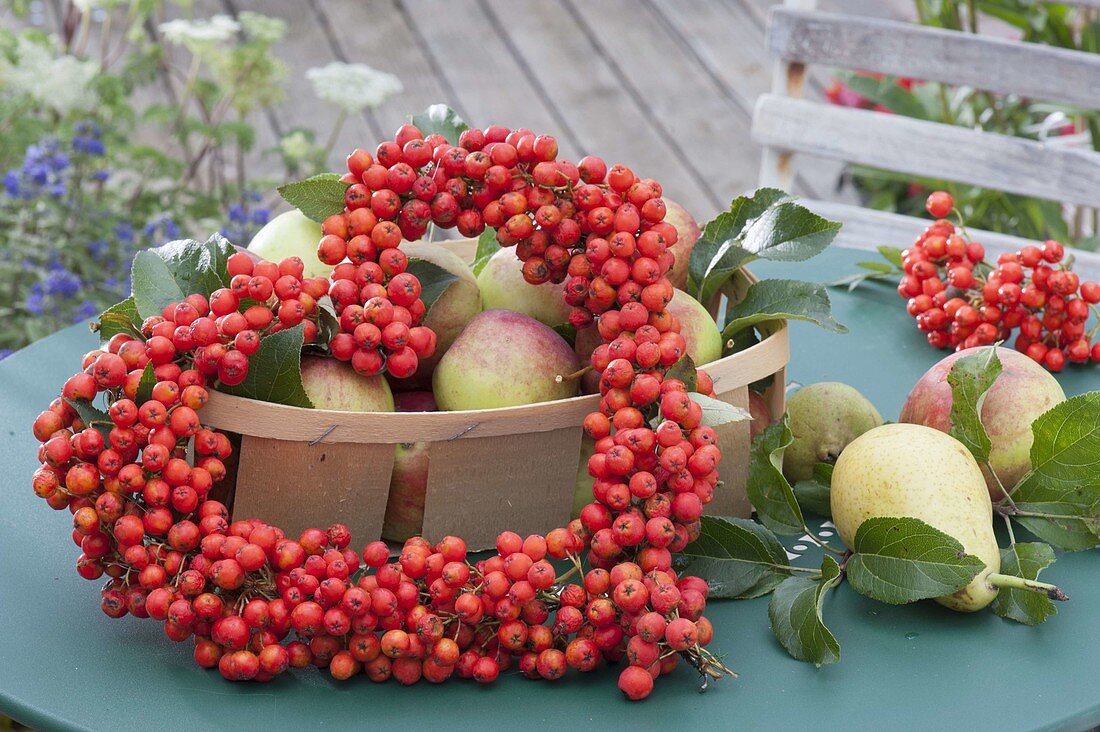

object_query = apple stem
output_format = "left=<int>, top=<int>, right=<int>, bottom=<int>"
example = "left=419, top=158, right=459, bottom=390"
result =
left=555, top=366, right=592, bottom=383
left=987, top=572, right=1069, bottom=601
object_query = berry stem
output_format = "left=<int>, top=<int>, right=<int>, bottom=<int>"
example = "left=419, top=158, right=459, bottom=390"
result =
left=987, top=573, right=1068, bottom=601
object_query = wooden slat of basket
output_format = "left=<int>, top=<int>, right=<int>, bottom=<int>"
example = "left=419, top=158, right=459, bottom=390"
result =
left=420, top=426, right=582, bottom=547
left=200, top=322, right=788, bottom=443
left=707, top=384, right=753, bottom=518
left=231, top=437, right=395, bottom=542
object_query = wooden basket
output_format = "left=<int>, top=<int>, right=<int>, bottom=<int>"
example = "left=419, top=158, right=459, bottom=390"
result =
left=200, top=241, right=789, bottom=549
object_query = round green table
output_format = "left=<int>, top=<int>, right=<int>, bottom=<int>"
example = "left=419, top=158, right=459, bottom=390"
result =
left=1, top=248, right=1097, bottom=731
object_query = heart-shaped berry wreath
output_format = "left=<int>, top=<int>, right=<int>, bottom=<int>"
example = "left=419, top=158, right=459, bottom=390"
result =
left=27, top=114, right=776, bottom=701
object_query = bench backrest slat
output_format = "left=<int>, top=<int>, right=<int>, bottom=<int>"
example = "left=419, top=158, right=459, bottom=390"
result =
left=768, top=7, right=1100, bottom=110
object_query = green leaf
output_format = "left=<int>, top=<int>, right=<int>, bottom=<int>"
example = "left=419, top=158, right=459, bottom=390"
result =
left=724, top=326, right=760, bottom=357
left=277, top=173, right=350, bottom=223
left=551, top=323, right=577, bottom=349
left=664, top=354, right=698, bottom=392
left=64, top=398, right=113, bottom=439
left=217, top=324, right=313, bottom=408
left=689, top=190, right=840, bottom=306
left=470, top=228, right=499, bottom=277
left=135, top=362, right=156, bottom=406
left=681, top=516, right=793, bottom=599
left=740, top=201, right=841, bottom=263
left=836, top=71, right=931, bottom=120
left=406, top=258, right=459, bottom=316
left=147, top=235, right=234, bottom=298
left=856, top=261, right=894, bottom=273
left=720, top=279, right=847, bottom=340
left=768, top=555, right=841, bottom=666
left=1010, top=392, right=1100, bottom=551
left=947, top=346, right=1002, bottom=465
left=793, top=462, right=833, bottom=518
left=991, top=543, right=1058, bottom=626
left=96, top=297, right=141, bottom=342
left=846, top=517, right=985, bottom=604
left=688, top=392, right=751, bottom=428
left=747, top=419, right=805, bottom=535
left=410, top=104, right=470, bottom=146
left=689, top=188, right=790, bottom=304
left=131, top=250, right=186, bottom=320
left=876, top=245, right=904, bottom=269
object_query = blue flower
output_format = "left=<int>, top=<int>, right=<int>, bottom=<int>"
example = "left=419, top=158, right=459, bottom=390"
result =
left=75, top=120, right=102, bottom=138
left=228, top=203, right=247, bottom=223
left=73, top=137, right=105, bottom=156
left=48, top=181, right=66, bottom=198
left=0, top=349, right=12, bottom=361
left=144, top=213, right=181, bottom=242
left=3, top=171, right=19, bottom=197
left=251, top=207, right=270, bottom=226
left=114, top=222, right=134, bottom=244
left=44, top=269, right=82, bottom=298
left=25, top=284, right=45, bottom=316
left=92, top=169, right=110, bottom=181
left=89, top=239, right=109, bottom=261
left=73, top=300, right=99, bottom=322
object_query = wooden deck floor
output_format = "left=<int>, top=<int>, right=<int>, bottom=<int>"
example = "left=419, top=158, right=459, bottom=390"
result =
left=208, top=1, right=910, bottom=220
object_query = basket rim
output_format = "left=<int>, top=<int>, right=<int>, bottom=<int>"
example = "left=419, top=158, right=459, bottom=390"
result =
left=201, top=316, right=789, bottom=444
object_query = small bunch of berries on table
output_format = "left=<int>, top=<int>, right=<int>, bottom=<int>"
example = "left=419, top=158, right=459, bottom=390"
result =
left=898, top=191, right=1100, bottom=371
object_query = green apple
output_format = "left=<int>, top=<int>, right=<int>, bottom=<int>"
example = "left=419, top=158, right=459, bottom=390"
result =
left=396, top=241, right=481, bottom=388
left=575, top=287, right=722, bottom=367
left=899, top=346, right=1065, bottom=499
left=433, top=309, right=581, bottom=410
left=299, top=355, right=394, bottom=412
left=247, top=210, right=330, bottom=278
left=476, top=247, right=572, bottom=328
left=662, top=199, right=701, bottom=291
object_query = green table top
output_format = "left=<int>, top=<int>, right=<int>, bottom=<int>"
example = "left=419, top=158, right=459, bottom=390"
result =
left=1, top=247, right=1098, bottom=732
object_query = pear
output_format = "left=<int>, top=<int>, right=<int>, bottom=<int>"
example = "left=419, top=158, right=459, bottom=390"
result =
left=831, top=423, right=1000, bottom=612
left=783, top=382, right=882, bottom=483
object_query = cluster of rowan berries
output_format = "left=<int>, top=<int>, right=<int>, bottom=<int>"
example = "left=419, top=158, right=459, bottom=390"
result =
left=899, top=191, right=1100, bottom=371
left=134, top=522, right=728, bottom=697
left=320, top=124, right=679, bottom=331
left=29, top=123, right=734, bottom=700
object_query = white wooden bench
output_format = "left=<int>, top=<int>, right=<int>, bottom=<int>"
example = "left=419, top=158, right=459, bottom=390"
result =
left=754, top=0, right=1100, bottom=277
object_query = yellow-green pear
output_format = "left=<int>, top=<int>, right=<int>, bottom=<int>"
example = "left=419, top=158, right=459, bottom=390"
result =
left=831, top=423, right=1000, bottom=612
left=783, top=382, right=882, bottom=483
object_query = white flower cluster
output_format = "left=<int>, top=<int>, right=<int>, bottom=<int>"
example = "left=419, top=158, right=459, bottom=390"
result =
left=1, top=37, right=98, bottom=115
left=306, top=62, right=403, bottom=114
left=159, top=15, right=240, bottom=48
left=279, top=130, right=314, bottom=161
left=238, top=11, right=287, bottom=44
